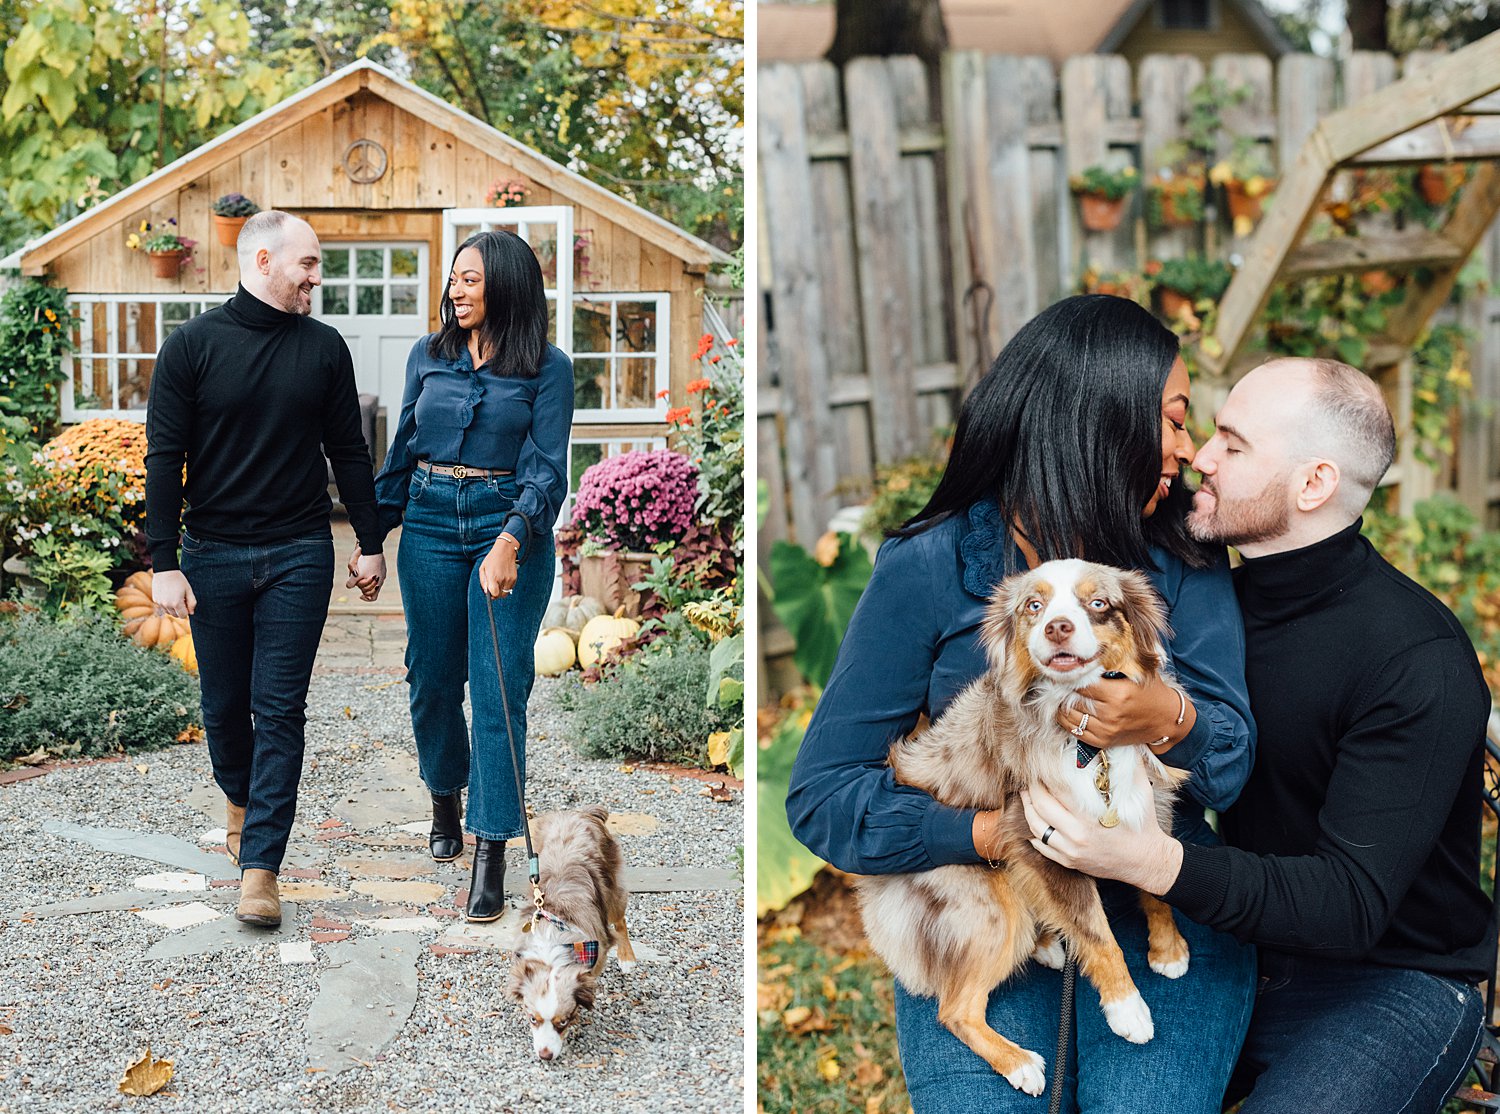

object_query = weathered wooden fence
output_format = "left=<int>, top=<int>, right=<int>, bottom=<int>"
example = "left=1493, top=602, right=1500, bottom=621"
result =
left=759, top=49, right=1500, bottom=692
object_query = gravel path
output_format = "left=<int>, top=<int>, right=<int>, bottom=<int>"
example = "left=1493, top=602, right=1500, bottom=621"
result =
left=0, top=671, right=744, bottom=1113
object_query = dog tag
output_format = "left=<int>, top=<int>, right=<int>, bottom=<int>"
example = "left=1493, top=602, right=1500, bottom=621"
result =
left=1099, top=807, right=1120, bottom=828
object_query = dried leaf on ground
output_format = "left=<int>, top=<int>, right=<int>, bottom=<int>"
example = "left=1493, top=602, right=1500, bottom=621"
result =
left=782, top=1005, right=835, bottom=1035
left=119, top=1047, right=174, bottom=1096
left=13, top=747, right=48, bottom=766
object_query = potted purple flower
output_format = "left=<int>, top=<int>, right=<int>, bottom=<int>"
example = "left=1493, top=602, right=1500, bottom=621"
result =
left=571, top=449, right=698, bottom=615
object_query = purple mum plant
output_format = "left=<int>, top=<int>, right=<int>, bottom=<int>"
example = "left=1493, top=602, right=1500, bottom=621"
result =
left=573, top=449, right=699, bottom=551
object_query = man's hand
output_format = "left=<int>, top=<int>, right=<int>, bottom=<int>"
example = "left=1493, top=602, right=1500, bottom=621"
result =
left=345, top=547, right=386, bottom=602
left=1020, top=772, right=1184, bottom=896
left=152, top=570, right=197, bottom=618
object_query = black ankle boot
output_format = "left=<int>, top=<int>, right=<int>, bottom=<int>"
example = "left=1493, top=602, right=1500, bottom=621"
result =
left=465, top=838, right=507, bottom=922
left=429, top=790, right=464, bottom=862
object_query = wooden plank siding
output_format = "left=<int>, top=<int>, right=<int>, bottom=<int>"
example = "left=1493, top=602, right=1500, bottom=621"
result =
left=760, top=47, right=1500, bottom=686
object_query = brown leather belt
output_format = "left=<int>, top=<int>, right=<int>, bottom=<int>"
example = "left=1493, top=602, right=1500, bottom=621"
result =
left=418, top=460, right=514, bottom=479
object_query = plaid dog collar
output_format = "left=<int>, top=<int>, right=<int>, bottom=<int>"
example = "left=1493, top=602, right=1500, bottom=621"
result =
left=531, top=909, right=600, bottom=967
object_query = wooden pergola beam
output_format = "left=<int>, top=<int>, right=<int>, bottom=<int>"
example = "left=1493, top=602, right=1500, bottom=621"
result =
left=1281, top=229, right=1468, bottom=279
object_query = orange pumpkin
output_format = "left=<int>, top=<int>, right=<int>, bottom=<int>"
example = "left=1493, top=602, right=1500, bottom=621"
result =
left=170, top=634, right=197, bottom=674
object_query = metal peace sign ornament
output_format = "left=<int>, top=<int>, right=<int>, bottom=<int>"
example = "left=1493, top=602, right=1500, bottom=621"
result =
left=342, top=139, right=388, bottom=184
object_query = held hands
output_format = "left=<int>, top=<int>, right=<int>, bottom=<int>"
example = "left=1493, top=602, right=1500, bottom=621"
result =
left=1054, top=674, right=1194, bottom=751
left=345, top=546, right=387, bottom=602
left=152, top=569, right=197, bottom=618
left=479, top=534, right=520, bottom=600
left=1020, top=774, right=1183, bottom=895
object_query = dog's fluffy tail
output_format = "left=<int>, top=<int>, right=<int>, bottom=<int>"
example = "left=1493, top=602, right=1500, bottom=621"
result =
left=582, top=804, right=610, bottom=824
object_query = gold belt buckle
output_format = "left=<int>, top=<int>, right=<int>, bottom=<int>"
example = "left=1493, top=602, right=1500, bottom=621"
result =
left=451, top=465, right=468, bottom=479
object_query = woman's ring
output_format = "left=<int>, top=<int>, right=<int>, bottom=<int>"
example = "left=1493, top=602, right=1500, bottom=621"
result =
left=1041, top=825, right=1056, bottom=847
left=1071, top=712, right=1090, bottom=738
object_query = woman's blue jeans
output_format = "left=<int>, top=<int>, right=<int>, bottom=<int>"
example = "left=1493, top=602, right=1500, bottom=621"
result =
left=1227, top=952, right=1484, bottom=1114
left=894, top=813, right=1257, bottom=1113
left=181, top=530, right=334, bottom=874
left=397, top=468, right=554, bottom=840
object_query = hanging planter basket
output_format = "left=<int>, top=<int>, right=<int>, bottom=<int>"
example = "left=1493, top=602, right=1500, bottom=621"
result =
left=148, top=250, right=184, bottom=279
left=1223, top=179, right=1273, bottom=223
left=212, top=214, right=249, bottom=247
left=1158, top=287, right=1195, bottom=321
left=1417, top=164, right=1464, bottom=205
left=1077, top=193, right=1128, bottom=232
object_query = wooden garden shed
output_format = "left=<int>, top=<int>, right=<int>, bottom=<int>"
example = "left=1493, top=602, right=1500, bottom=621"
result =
left=0, top=58, right=730, bottom=499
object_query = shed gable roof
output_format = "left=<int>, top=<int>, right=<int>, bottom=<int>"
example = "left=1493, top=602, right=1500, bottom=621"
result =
left=3, top=59, right=726, bottom=273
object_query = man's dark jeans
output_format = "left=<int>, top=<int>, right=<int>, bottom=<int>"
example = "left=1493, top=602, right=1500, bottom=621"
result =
left=1227, top=951, right=1485, bottom=1113
left=181, top=530, right=333, bottom=873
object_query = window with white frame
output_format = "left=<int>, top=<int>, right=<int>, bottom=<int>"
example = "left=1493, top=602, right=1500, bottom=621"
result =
left=63, top=297, right=216, bottom=421
left=570, top=292, right=670, bottom=423
left=562, top=435, right=669, bottom=526
left=317, top=246, right=424, bottom=317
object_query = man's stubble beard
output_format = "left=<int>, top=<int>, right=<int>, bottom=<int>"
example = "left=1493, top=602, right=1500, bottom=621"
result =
left=1187, top=475, right=1291, bottom=548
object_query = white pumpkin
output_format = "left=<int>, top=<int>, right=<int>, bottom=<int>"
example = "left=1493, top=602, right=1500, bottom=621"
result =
left=577, top=608, right=641, bottom=669
left=534, top=627, right=577, bottom=675
left=543, top=594, right=605, bottom=634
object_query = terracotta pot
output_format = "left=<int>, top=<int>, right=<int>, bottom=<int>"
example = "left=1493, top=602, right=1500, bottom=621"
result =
left=1223, top=180, right=1268, bottom=222
left=1417, top=164, right=1462, bottom=205
left=578, top=550, right=655, bottom=617
left=213, top=214, right=249, bottom=247
left=148, top=250, right=184, bottom=278
left=1158, top=288, right=1195, bottom=321
left=1077, top=193, right=1127, bottom=232
left=1152, top=187, right=1200, bottom=228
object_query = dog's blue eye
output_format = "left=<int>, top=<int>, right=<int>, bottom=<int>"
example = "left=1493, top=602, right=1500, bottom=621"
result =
left=1089, top=599, right=1108, bottom=610
left=1025, top=599, right=1043, bottom=613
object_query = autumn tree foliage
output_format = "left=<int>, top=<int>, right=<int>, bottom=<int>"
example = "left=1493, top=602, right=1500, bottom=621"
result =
left=0, top=0, right=743, bottom=253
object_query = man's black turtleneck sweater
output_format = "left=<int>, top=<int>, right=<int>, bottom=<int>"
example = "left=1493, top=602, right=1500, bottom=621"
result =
left=1164, top=519, right=1494, bottom=983
left=145, top=286, right=381, bottom=572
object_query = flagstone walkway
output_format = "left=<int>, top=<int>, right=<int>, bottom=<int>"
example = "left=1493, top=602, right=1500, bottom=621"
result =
left=0, top=637, right=744, bottom=1111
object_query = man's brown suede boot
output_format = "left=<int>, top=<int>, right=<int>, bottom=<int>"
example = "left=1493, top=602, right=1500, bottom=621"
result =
left=225, top=800, right=245, bottom=866
left=236, top=868, right=281, bottom=927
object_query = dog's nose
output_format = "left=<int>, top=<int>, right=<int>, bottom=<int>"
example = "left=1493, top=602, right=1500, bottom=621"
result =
left=539, top=1047, right=553, bottom=1061
left=1045, top=617, right=1074, bottom=644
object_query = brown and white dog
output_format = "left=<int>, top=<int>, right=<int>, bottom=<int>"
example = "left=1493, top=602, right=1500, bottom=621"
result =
left=505, top=806, right=637, bottom=1061
left=855, top=558, right=1190, bottom=1095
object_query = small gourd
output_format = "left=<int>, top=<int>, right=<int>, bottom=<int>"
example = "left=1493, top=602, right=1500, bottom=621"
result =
left=534, top=627, right=577, bottom=676
left=542, top=594, right=604, bottom=636
left=170, top=633, right=198, bottom=674
left=577, top=607, right=641, bottom=669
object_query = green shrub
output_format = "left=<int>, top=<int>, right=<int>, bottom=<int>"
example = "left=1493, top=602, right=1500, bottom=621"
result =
left=558, top=639, right=734, bottom=766
left=0, top=611, right=201, bottom=763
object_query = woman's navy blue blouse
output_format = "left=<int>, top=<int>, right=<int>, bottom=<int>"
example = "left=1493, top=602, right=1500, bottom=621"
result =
left=786, top=498, right=1256, bottom=876
left=374, top=336, right=574, bottom=545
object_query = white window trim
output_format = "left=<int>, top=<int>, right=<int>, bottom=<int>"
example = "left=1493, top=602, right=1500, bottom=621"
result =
left=61, top=294, right=220, bottom=422
left=571, top=291, right=672, bottom=424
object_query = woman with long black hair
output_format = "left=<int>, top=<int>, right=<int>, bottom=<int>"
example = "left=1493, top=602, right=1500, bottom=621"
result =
left=368, top=230, right=573, bottom=921
left=786, top=294, right=1256, bottom=1112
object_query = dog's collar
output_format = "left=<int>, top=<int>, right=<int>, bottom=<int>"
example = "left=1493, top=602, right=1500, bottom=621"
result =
left=1074, top=740, right=1101, bottom=768
left=529, top=909, right=600, bottom=967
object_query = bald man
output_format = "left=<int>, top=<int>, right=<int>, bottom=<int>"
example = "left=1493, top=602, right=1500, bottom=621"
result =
left=145, top=211, right=386, bottom=928
left=1024, top=358, right=1492, bottom=1113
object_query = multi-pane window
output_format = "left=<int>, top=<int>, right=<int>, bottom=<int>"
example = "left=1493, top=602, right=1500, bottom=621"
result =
left=318, top=246, right=423, bottom=317
left=570, top=293, right=670, bottom=422
left=63, top=297, right=215, bottom=420
left=447, top=213, right=569, bottom=346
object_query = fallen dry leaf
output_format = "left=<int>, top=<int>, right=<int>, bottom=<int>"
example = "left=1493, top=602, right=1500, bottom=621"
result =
left=13, top=747, right=47, bottom=766
left=135, top=764, right=149, bottom=774
left=782, top=1004, right=835, bottom=1036
left=854, top=1060, right=884, bottom=1086
left=0, top=1024, right=12, bottom=1036
left=817, top=1050, right=840, bottom=1081
left=119, top=1047, right=174, bottom=1096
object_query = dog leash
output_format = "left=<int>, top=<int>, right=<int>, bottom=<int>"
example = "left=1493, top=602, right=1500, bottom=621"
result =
left=1050, top=945, right=1077, bottom=1114
left=482, top=510, right=545, bottom=916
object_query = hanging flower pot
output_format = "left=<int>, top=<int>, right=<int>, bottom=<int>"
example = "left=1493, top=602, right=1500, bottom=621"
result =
left=148, top=250, right=184, bottom=279
left=1360, top=269, right=1398, bottom=297
left=1077, top=193, right=1128, bottom=232
left=1223, top=178, right=1275, bottom=223
left=1417, top=164, right=1464, bottom=205
left=1158, top=287, right=1195, bottom=321
left=212, top=214, right=249, bottom=247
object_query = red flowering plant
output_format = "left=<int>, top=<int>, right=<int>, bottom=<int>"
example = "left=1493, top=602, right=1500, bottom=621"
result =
left=676, top=332, right=744, bottom=550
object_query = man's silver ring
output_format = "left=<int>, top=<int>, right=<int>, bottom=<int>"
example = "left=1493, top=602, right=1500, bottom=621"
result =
left=1041, top=825, right=1056, bottom=847
left=1071, top=712, right=1090, bottom=738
